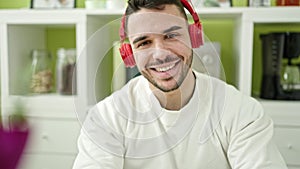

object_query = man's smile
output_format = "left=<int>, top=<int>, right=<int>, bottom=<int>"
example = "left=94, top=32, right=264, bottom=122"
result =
left=147, top=58, right=181, bottom=72
left=146, top=58, right=181, bottom=80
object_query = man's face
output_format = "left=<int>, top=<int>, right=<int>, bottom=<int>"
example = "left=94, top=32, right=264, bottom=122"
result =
left=127, top=5, right=193, bottom=92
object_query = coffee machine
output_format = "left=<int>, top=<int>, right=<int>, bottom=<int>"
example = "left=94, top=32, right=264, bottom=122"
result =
left=260, top=32, right=300, bottom=100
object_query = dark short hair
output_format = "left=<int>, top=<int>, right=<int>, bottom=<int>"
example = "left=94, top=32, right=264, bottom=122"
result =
left=124, top=0, right=188, bottom=32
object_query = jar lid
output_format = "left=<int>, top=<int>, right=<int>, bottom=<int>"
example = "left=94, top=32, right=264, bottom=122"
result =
left=66, top=49, right=76, bottom=58
left=57, top=48, right=76, bottom=63
left=31, top=49, right=51, bottom=58
left=57, top=48, right=76, bottom=57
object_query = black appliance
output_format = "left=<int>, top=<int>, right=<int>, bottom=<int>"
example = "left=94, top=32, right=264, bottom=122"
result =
left=260, top=32, right=300, bottom=100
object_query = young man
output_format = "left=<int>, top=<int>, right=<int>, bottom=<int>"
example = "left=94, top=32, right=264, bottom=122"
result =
left=73, top=0, right=287, bottom=168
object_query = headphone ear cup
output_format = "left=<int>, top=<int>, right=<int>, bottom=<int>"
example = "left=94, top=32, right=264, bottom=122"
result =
left=189, top=23, right=204, bottom=48
left=119, top=43, right=136, bottom=68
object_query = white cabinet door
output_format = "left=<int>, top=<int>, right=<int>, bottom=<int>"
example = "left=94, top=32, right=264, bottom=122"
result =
left=24, top=117, right=81, bottom=154
left=273, top=127, right=300, bottom=168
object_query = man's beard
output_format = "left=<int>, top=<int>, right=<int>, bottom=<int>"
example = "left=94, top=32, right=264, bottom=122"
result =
left=141, top=53, right=193, bottom=93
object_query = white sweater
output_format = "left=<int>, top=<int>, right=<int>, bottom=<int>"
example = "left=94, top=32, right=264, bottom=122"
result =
left=73, top=72, right=287, bottom=169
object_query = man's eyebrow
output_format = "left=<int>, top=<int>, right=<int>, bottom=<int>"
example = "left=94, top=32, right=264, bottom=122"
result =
left=133, top=35, right=148, bottom=45
left=163, top=26, right=182, bottom=34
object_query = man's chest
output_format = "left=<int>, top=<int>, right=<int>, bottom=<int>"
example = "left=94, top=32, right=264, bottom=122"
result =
left=123, top=132, right=231, bottom=169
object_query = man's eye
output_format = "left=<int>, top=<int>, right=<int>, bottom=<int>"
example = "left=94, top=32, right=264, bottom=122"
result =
left=165, top=33, right=179, bottom=39
left=137, top=41, right=151, bottom=48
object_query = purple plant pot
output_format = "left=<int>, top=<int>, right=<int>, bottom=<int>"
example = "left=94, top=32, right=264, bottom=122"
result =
left=0, top=127, right=29, bottom=169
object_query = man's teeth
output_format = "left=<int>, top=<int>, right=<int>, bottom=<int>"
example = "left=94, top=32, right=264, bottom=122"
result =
left=155, top=63, right=175, bottom=72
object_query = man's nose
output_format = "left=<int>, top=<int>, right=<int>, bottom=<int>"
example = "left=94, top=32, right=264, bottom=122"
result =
left=152, top=40, right=169, bottom=60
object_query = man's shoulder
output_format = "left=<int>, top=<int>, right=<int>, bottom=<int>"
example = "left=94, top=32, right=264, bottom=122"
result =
left=194, top=71, right=265, bottom=126
left=194, top=71, right=258, bottom=106
left=209, top=76, right=266, bottom=132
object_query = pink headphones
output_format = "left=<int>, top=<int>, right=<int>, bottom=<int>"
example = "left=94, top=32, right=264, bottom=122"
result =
left=119, top=0, right=204, bottom=68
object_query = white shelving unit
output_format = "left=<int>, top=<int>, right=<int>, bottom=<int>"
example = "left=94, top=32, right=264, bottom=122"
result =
left=0, top=10, right=86, bottom=169
left=241, top=9, right=300, bottom=169
left=0, top=7, right=299, bottom=169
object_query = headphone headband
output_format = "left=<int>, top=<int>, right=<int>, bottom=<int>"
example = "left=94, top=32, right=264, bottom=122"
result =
left=119, top=14, right=126, bottom=42
left=180, top=0, right=199, bottom=23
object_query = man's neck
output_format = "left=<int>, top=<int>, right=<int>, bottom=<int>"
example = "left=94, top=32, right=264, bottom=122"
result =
left=151, top=70, right=196, bottom=110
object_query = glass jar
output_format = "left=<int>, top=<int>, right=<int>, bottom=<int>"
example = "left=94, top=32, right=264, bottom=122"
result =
left=56, top=48, right=77, bottom=95
left=30, top=49, right=53, bottom=94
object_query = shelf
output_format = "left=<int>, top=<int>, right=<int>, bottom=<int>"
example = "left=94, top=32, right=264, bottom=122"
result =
left=244, top=7, right=300, bottom=23
left=259, top=99, right=300, bottom=110
left=258, top=99, right=300, bottom=127
left=0, top=9, right=85, bottom=24
left=0, top=7, right=298, bottom=20
left=3, top=94, right=78, bottom=119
